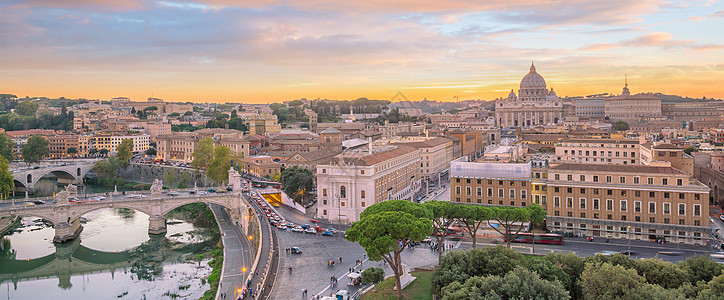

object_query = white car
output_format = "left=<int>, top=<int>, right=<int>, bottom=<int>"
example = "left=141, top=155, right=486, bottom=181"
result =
left=291, top=226, right=304, bottom=232
left=277, top=224, right=287, bottom=230
left=304, top=228, right=317, bottom=234
left=198, top=191, right=208, bottom=195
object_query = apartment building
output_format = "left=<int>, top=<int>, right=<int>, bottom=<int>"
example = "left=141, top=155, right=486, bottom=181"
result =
left=316, top=145, right=421, bottom=223
left=92, top=134, right=150, bottom=153
left=450, top=158, right=711, bottom=245
left=546, top=164, right=710, bottom=245
left=245, top=113, right=281, bottom=135
left=604, top=93, right=662, bottom=122
left=393, top=137, right=454, bottom=180
left=241, top=155, right=281, bottom=177
left=156, top=129, right=249, bottom=163
left=555, top=138, right=640, bottom=165
left=640, top=143, right=694, bottom=176
left=127, top=121, right=171, bottom=139
left=48, top=135, right=79, bottom=158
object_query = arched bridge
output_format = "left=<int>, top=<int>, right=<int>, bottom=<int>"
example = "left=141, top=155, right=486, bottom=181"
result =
left=0, top=189, right=253, bottom=243
left=12, top=162, right=96, bottom=193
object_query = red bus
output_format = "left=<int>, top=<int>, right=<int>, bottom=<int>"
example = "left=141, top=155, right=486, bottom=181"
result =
left=506, top=233, right=564, bottom=245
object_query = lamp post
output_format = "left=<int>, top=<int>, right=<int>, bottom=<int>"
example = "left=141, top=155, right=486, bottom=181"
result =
left=627, top=225, right=632, bottom=256
left=336, top=193, right=341, bottom=240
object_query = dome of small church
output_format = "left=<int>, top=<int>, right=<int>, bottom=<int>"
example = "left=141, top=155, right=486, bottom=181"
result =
left=508, top=90, right=517, bottom=99
left=520, top=62, right=547, bottom=89
left=548, top=89, right=557, bottom=97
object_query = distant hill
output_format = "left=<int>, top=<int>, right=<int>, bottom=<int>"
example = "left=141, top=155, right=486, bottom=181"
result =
left=653, top=93, right=722, bottom=103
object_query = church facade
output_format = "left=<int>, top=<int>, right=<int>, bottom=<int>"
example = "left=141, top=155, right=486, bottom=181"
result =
left=495, top=63, right=570, bottom=128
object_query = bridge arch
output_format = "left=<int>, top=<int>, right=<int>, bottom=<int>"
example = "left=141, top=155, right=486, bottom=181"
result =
left=0, top=210, right=60, bottom=226
left=160, top=197, right=237, bottom=216
left=69, top=204, right=154, bottom=222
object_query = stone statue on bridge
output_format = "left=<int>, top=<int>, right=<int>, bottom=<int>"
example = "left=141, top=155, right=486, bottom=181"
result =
left=65, top=184, right=77, bottom=196
left=56, top=190, right=70, bottom=205
left=150, top=179, right=163, bottom=197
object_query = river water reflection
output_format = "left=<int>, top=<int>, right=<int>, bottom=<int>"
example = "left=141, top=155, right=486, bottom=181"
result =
left=0, top=206, right=219, bottom=300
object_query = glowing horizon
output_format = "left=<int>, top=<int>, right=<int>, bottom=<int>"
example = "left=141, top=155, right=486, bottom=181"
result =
left=1, top=0, right=723, bottom=103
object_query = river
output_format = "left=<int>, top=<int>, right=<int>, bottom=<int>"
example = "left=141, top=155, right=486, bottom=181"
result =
left=0, top=203, right=220, bottom=300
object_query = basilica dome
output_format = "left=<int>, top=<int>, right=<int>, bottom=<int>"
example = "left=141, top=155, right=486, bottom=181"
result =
left=520, top=62, right=546, bottom=89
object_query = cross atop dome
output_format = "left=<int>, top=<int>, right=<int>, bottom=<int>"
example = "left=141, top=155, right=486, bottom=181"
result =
left=530, top=61, right=536, bottom=72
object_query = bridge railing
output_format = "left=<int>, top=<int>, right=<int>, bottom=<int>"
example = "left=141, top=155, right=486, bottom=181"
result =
left=0, top=186, right=236, bottom=208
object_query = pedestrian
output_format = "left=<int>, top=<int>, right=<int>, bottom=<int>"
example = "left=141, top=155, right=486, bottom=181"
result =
left=338, top=256, right=342, bottom=262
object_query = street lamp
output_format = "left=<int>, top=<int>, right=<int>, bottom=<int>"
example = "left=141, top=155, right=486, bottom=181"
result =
left=627, top=225, right=632, bottom=256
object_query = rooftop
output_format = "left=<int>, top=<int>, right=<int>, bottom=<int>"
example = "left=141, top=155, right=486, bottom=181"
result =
left=549, top=163, right=685, bottom=175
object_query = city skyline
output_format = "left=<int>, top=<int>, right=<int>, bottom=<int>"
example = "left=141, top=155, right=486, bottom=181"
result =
left=2, top=0, right=723, bottom=103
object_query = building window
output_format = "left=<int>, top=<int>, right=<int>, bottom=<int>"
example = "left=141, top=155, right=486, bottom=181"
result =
left=323, top=189, right=327, bottom=196
left=664, top=192, right=670, bottom=199
left=606, top=176, right=612, bottom=183
left=510, top=189, right=515, bottom=198
left=649, top=191, right=655, bottom=198
left=580, top=198, right=586, bottom=209
left=498, top=188, right=504, bottom=198
left=488, top=188, right=493, bottom=197
left=634, top=177, right=639, bottom=184
left=677, top=179, right=683, bottom=186
left=679, top=193, right=685, bottom=199
left=361, top=190, right=365, bottom=198
left=634, top=201, right=641, bottom=213
left=466, top=187, right=472, bottom=196
left=477, top=188, right=482, bottom=196
left=695, top=194, right=701, bottom=200
left=456, top=186, right=461, bottom=195
left=340, top=186, right=346, bottom=198
left=593, top=175, right=599, bottom=182
left=580, top=175, right=585, bottom=181
left=648, top=178, right=654, bottom=185
left=555, top=174, right=560, bottom=180
left=678, top=204, right=685, bottom=215
left=361, top=170, right=365, bottom=175
left=593, top=198, right=600, bottom=210
left=566, top=197, right=573, bottom=208
left=620, top=200, right=627, bottom=212
left=663, top=178, right=668, bottom=185
left=649, top=202, right=656, bottom=213
left=619, top=177, right=626, bottom=184
left=542, top=195, right=547, bottom=205
left=694, top=204, right=701, bottom=216
left=554, top=196, right=560, bottom=207
left=567, top=174, right=573, bottom=181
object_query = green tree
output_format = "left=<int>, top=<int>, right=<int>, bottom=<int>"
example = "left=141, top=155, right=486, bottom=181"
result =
left=98, top=148, right=109, bottom=157
left=168, top=112, right=180, bottom=117
left=423, top=200, right=457, bottom=264
left=697, top=272, right=724, bottom=300
left=67, top=147, right=77, bottom=157
left=145, top=147, right=157, bottom=156
left=684, top=146, right=699, bottom=156
left=0, top=133, right=14, bottom=162
left=678, top=255, right=724, bottom=284
left=581, top=262, right=643, bottom=300
left=15, top=100, right=38, bottom=116
left=635, top=258, right=687, bottom=289
left=116, top=138, right=133, bottom=167
left=164, top=170, right=177, bottom=187
left=614, top=121, right=630, bottom=131
left=488, top=204, right=546, bottom=248
left=207, top=145, right=231, bottom=184
left=192, top=137, right=214, bottom=169
left=22, top=135, right=49, bottom=163
left=451, top=204, right=492, bottom=249
left=441, top=267, right=570, bottom=300
left=360, top=267, right=384, bottom=285
left=93, top=159, right=120, bottom=178
left=178, top=171, right=191, bottom=188
left=279, top=166, right=314, bottom=204
left=346, top=200, right=433, bottom=298
left=0, top=157, right=14, bottom=200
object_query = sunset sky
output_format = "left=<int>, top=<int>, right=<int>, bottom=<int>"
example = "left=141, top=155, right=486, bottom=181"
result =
left=1, top=0, right=723, bottom=103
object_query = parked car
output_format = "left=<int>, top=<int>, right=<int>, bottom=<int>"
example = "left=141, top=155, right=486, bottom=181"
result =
left=322, top=231, right=335, bottom=236
left=304, top=228, right=316, bottom=234
left=597, top=251, right=619, bottom=256
left=291, top=226, right=304, bottom=232
left=301, top=224, right=310, bottom=229
left=32, top=200, right=45, bottom=205
left=291, top=247, right=302, bottom=254
left=277, top=224, right=287, bottom=230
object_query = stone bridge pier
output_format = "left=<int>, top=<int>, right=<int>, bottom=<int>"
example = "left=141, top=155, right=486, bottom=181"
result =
left=53, top=217, right=83, bottom=243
